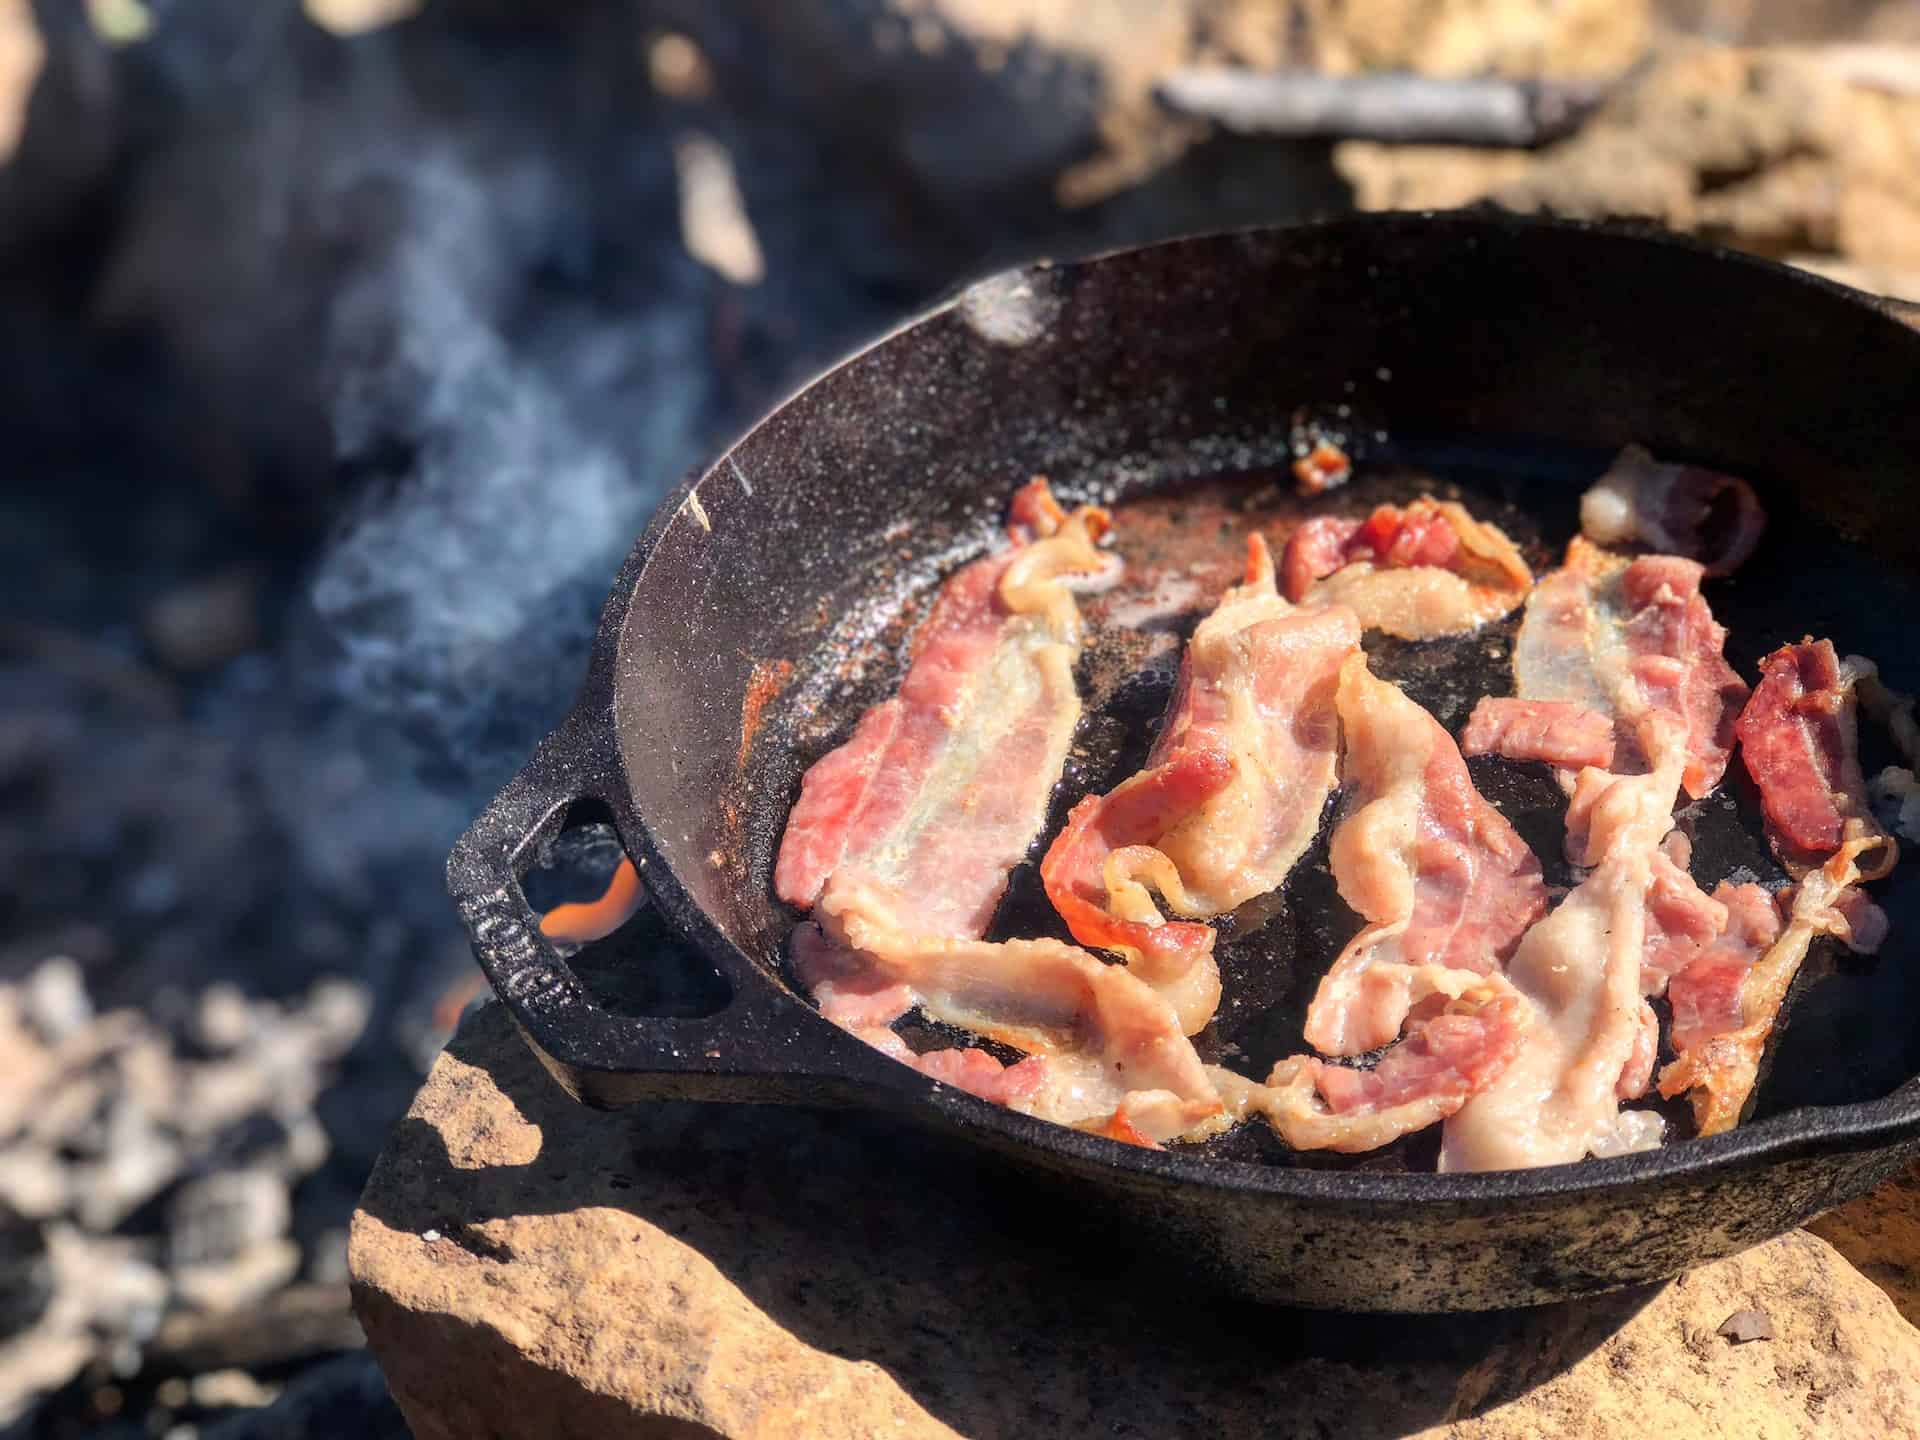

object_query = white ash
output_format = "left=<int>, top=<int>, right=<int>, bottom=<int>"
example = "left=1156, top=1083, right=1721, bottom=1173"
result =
left=0, top=961, right=370, bottom=1427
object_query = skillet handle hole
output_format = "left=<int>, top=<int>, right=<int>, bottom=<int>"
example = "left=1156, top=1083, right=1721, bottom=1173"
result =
left=524, top=802, right=732, bottom=1021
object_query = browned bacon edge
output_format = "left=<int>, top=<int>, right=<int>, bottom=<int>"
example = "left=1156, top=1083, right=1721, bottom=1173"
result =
left=796, top=879, right=1225, bottom=1147
left=1656, top=638, right=1899, bottom=1134
left=1279, top=497, right=1531, bottom=607
left=1204, top=983, right=1529, bottom=1154
left=1040, top=535, right=1355, bottom=1035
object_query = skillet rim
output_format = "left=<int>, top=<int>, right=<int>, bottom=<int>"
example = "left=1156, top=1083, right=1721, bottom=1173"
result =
left=599, top=209, right=1920, bottom=1206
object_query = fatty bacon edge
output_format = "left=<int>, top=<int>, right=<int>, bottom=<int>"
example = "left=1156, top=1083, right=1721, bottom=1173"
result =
left=776, top=479, right=1226, bottom=1144
left=1040, top=534, right=1359, bottom=1035
left=1444, top=542, right=1752, bottom=1171
left=1280, top=497, right=1533, bottom=640
left=1200, top=654, right=1546, bottom=1153
left=1658, top=640, right=1897, bottom=1134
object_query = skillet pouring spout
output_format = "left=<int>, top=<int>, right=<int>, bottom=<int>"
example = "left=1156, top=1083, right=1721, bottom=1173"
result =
left=450, top=213, right=1920, bottom=1309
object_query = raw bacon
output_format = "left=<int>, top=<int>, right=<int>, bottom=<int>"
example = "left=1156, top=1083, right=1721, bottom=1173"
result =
left=795, top=876, right=1224, bottom=1144
left=1578, top=444, right=1766, bottom=577
left=1442, top=536, right=1752, bottom=1169
left=1657, top=832, right=1891, bottom=1133
left=1510, top=538, right=1747, bottom=808
left=1304, top=655, right=1547, bottom=1057
left=1199, top=983, right=1528, bottom=1153
left=1460, top=697, right=1616, bottom=772
left=1735, top=640, right=1879, bottom=870
left=1440, top=751, right=1688, bottom=1171
left=1279, top=497, right=1532, bottom=640
left=1657, top=639, right=1900, bottom=1132
left=776, top=478, right=1117, bottom=936
left=1041, top=535, right=1359, bottom=1033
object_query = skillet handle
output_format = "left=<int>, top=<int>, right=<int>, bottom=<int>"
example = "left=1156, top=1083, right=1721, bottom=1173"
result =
left=447, top=713, right=895, bottom=1110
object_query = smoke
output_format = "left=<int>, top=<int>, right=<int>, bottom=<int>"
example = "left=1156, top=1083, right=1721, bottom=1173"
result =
left=59, top=1, right=723, bottom=792
left=307, top=132, right=712, bottom=784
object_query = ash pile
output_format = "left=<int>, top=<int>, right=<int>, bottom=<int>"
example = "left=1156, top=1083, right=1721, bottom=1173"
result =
left=0, top=963, right=378, bottom=1437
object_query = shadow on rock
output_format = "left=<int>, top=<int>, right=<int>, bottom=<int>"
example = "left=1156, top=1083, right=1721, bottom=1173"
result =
left=354, top=1004, right=1657, bottom=1440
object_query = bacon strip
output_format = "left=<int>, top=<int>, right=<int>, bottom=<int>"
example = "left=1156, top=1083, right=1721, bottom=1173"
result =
left=776, top=479, right=1170, bottom=1128
left=1040, top=536, right=1359, bottom=1033
left=1195, top=658, right=1544, bottom=1154
left=1511, top=538, right=1747, bottom=808
left=1637, top=843, right=1734, bottom=996
left=1279, top=497, right=1532, bottom=640
left=1442, top=535, right=1750, bottom=1170
left=1578, top=444, right=1766, bottom=578
left=1304, top=655, right=1547, bottom=1057
left=1735, top=640, right=1881, bottom=871
left=776, top=478, right=1117, bottom=937
left=1460, top=697, right=1616, bottom=772
left=1665, top=881, right=1785, bottom=1057
left=796, top=877, right=1224, bottom=1144
left=1657, top=640, right=1900, bottom=1132
left=1198, top=984, right=1528, bottom=1153
left=1439, top=742, right=1688, bottom=1171
left=1657, top=832, right=1890, bottom=1134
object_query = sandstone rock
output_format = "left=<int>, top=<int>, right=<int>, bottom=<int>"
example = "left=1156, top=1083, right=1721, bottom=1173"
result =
left=352, top=1003, right=1920, bottom=1440
left=1810, top=1160, right=1920, bottom=1327
left=1275, top=0, right=1651, bottom=79
left=1336, top=42, right=1920, bottom=279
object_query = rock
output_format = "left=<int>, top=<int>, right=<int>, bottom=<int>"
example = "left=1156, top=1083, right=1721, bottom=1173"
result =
left=1219, top=0, right=1652, bottom=79
left=1335, top=42, right=1920, bottom=279
left=0, top=0, right=40, bottom=162
left=194, top=983, right=254, bottom=1054
left=74, top=1097, right=184, bottom=1232
left=352, top=1003, right=1920, bottom=1440
left=171, top=1171, right=292, bottom=1271
left=188, top=1367, right=280, bottom=1410
left=172, top=1238, right=303, bottom=1315
left=0, top=965, right=373, bottom=1418
left=302, top=0, right=422, bottom=37
left=1810, top=1160, right=1920, bottom=1327
left=169, top=1170, right=300, bottom=1312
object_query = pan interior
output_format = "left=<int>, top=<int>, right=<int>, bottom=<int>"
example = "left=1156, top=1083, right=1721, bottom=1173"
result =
left=609, top=218, right=1920, bottom=1172
left=732, top=443, right=1919, bottom=1171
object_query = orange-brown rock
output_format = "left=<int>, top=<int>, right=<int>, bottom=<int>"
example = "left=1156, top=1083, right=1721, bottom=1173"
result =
left=1811, top=1160, right=1920, bottom=1327
left=351, top=1003, right=1920, bottom=1440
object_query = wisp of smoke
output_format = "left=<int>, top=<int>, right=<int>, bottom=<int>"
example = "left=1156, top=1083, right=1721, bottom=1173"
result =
left=309, top=132, right=711, bottom=786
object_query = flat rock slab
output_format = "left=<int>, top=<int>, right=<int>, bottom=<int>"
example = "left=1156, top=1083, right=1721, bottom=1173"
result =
left=351, top=1004, right=1920, bottom=1440
left=1811, top=1160, right=1920, bottom=1327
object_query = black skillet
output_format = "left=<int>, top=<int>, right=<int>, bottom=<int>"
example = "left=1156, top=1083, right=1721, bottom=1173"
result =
left=448, top=213, right=1920, bottom=1312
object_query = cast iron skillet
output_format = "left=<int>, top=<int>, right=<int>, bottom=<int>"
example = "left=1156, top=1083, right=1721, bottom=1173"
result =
left=449, top=213, right=1920, bottom=1312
